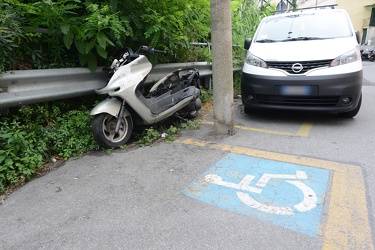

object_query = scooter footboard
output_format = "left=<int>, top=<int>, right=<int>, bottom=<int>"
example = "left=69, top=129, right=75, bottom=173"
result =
left=146, top=86, right=198, bottom=114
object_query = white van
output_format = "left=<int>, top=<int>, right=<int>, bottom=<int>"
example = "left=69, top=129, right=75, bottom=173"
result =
left=241, top=8, right=362, bottom=118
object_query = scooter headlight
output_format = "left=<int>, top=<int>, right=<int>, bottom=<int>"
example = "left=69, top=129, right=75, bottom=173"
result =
left=245, top=51, right=267, bottom=68
left=331, top=46, right=361, bottom=67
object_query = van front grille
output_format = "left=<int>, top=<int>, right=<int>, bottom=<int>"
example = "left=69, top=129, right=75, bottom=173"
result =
left=256, top=95, right=339, bottom=106
left=267, top=60, right=332, bottom=74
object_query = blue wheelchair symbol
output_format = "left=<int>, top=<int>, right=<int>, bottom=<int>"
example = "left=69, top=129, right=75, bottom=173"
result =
left=205, top=170, right=316, bottom=215
left=182, top=153, right=330, bottom=237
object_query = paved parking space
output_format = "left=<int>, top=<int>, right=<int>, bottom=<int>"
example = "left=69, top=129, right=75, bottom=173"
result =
left=203, top=120, right=313, bottom=137
left=177, top=138, right=373, bottom=249
left=0, top=63, right=374, bottom=249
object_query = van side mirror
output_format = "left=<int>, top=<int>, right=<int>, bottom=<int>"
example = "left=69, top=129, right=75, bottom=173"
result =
left=355, top=31, right=360, bottom=44
left=244, top=38, right=252, bottom=50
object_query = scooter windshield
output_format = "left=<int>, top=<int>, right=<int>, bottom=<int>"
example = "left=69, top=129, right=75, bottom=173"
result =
left=255, top=11, right=352, bottom=43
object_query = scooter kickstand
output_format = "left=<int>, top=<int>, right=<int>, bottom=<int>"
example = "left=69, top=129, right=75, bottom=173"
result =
left=173, top=113, right=187, bottom=122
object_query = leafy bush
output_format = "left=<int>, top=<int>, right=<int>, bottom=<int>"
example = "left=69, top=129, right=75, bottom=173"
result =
left=0, top=0, right=274, bottom=73
left=0, top=121, right=46, bottom=191
left=231, top=0, right=274, bottom=66
left=0, top=2, right=24, bottom=72
left=200, top=89, right=213, bottom=104
left=1, top=0, right=132, bottom=72
left=0, top=0, right=212, bottom=72
left=116, top=0, right=211, bottom=64
left=44, top=110, right=98, bottom=159
left=72, top=3, right=131, bottom=71
left=0, top=100, right=98, bottom=191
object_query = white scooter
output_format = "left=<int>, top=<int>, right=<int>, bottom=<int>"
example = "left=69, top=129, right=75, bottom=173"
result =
left=90, top=45, right=201, bottom=149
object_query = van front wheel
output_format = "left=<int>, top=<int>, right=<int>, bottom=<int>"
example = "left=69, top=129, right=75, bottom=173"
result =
left=337, top=94, right=362, bottom=118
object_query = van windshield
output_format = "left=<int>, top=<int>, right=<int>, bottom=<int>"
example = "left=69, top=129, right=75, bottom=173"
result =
left=255, top=12, right=352, bottom=43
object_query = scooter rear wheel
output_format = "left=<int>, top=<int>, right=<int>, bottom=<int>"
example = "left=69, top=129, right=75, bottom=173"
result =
left=186, top=110, right=198, bottom=119
left=92, top=113, right=133, bottom=149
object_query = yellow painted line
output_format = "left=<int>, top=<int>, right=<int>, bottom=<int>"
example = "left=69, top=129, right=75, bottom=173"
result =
left=176, top=138, right=374, bottom=249
left=201, top=120, right=312, bottom=137
left=296, top=121, right=313, bottom=137
left=234, top=124, right=295, bottom=136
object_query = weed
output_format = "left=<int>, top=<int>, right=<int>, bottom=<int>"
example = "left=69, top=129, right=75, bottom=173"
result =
left=0, top=121, right=45, bottom=191
left=136, top=119, right=201, bottom=147
left=137, top=127, right=162, bottom=147
left=200, top=89, right=213, bottom=103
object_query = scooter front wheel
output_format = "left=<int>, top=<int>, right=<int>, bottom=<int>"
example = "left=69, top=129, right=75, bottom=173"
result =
left=92, top=113, right=133, bottom=149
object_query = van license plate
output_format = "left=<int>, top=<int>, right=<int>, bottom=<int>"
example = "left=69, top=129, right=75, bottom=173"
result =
left=280, top=86, right=312, bottom=96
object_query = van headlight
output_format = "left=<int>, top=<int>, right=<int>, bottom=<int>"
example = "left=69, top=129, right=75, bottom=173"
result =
left=330, top=47, right=360, bottom=67
left=245, top=52, right=267, bottom=68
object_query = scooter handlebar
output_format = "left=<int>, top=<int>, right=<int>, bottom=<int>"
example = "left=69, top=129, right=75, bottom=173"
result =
left=138, top=46, right=167, bottom=55
left=152, top=49, right=167, bottom=55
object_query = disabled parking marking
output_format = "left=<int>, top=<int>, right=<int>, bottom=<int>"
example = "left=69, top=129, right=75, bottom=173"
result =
left=183, top=153, right=330, bottom=237
left=177, top=138, right=373, bottom=249
left=202, top=120, right=313, bottom=137
left=205, top=170, right=318, bottom=215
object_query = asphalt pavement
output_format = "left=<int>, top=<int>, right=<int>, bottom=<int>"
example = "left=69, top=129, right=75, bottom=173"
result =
left=363, top=60, right=375, bottom=86
left=1, top=61, right=375, bottom=250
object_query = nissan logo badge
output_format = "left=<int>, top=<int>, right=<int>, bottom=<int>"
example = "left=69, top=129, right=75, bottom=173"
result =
left=291, top=63, right=303, bottom=73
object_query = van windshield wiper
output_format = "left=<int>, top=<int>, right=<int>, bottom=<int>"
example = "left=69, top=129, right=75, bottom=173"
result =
left=255, top=39, right=278, bottom=43
left=280, top=37, right=323, bottom=42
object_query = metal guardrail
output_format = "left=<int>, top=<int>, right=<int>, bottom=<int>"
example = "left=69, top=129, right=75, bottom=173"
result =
left=0, top=62, right=239, bottom=109
left=0, top=67, right=107, bottom=109
left=0, top=62, right=212, bottom=109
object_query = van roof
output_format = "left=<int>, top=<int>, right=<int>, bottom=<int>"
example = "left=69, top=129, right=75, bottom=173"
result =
left=272, top=8, right=347, bottom=18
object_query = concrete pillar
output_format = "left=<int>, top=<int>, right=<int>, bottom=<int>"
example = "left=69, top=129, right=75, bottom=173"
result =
left=210, top=0, right=235, bottom=136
